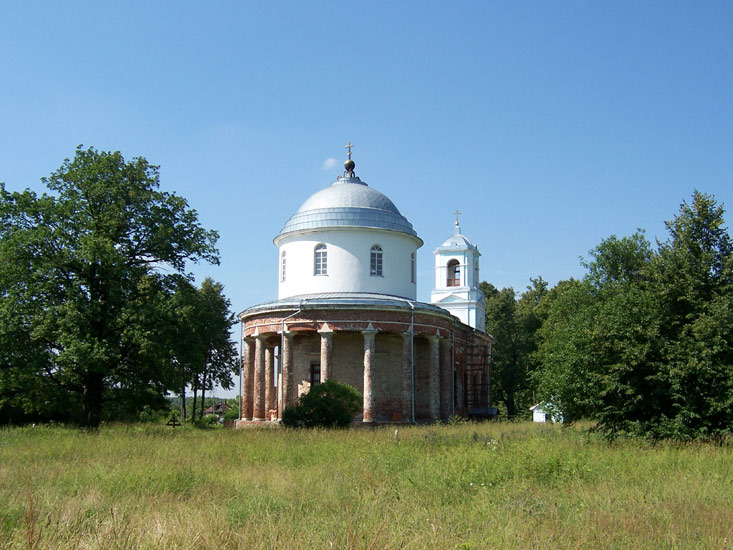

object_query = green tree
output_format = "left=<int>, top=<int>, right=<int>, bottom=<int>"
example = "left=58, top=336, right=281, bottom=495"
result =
left=168, top=277, right=238, bottom=422
left=535, top=232, right=658, bottom=426
left=534, top=279, right=596, bottom=421
left=168, top=278, right=201, bottom=422
left=648, top=191, right=733, bottom=438
left=481, top=277, right=547, bottom=418
left=582, top=230, right=653, bottom=288
left=0, top=146, right=219, bottom=427
left=178, top=278, right=238, bottom=421
left=535, top=193, right=733, bottom=439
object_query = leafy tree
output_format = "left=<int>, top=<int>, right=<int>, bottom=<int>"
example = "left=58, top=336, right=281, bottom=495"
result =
left=0, top=146, right=219, bottom=427
left=535, top=277, right=662, bottom=430
left=481, top=277, right=547, bottom=418
left=534, top=279, right=595, bottom=421
left=282, top=380, right=361, bottom=428
left=171, top=277, right=237, bottom=421
left=582, top=231, right=653, bottom=288
left=194, top=278, right=238, bottom=419
left=648, top=191, right=733, bottom=438
left=535, top=193, right=733, bottom=439
left=168, top=278, right=200, bottom=421
left=535, top=233, right=658, bottom=425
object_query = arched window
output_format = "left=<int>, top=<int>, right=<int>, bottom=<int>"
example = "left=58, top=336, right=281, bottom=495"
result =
left=370, top=245, right=383, bottom=276
left=447, top=259, right=460, bottom=287
left=411, top=252, right=416, bottom=283
left=314, top=244, right=327, bottom=275
left=280, top=251, right=286, bottom=282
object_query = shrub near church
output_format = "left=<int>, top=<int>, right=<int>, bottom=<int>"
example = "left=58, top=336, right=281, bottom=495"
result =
left=282, top=380, right=361, bottom=428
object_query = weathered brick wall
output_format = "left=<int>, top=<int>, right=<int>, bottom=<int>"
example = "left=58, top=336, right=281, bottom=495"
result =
left=413, top=337, right=431, bottom=418
left=241, top=303, right=491, bottom=422
left=371, top=332, right=404, bottom=422
left=292, top=332, right=319, bottom=397
left=330, top=332, right=364, bottom=397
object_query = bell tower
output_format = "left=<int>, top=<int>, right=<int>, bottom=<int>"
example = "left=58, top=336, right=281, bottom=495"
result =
left=430, top=213, right=486, bottom=332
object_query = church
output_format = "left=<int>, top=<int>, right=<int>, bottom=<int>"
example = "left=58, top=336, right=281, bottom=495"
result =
left=238, top=145, right=492, bottom=424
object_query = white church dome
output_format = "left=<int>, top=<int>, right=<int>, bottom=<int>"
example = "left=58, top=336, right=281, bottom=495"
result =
left=276, top=175, right=420, bottom=243
left=275, top=154, right=422, bottom=301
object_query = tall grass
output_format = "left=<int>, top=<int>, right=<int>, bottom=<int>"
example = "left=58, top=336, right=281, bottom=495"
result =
left=0, top=422, right=730, bottom=549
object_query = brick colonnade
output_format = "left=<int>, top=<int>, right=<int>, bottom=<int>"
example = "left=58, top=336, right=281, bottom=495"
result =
left=239, top=305, right=489, bottom=424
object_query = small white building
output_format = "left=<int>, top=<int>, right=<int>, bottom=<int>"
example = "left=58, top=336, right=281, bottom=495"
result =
left=530, top=402, right=564, bottom=423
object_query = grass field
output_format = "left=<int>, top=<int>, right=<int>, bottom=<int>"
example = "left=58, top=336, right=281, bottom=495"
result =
left=0, top=422, right=730, bottom=549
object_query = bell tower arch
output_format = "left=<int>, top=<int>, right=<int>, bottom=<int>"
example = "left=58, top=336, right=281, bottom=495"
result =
left=430, top=214, right=486, bottom=332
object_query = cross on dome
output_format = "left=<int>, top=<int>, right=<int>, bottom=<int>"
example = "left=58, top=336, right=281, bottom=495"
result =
left=454, top=210, right=461, bottom=226
left=343, top=141, right=356, bottom=177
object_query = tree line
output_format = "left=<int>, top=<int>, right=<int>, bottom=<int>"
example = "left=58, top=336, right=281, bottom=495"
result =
left=484, top=190, right=732, bottom=440
left=0, top=146, right=238, bottom=427
left=2, top=146, right=729, bottom=439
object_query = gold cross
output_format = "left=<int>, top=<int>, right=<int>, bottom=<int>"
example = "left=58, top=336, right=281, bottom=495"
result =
left=345, top=141, right=354, bottom=160
left=454, top=210, right=461, bottom=225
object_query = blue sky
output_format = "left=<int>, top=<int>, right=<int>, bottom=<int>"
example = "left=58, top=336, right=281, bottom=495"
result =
left=2, top=3, right=732, bottom=350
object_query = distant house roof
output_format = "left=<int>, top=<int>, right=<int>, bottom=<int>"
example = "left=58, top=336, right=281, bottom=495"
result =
left=204, top=402, right=230, bottom=415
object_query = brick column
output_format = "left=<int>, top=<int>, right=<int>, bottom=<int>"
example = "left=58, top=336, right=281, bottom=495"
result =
left=402, top=332, right=413, bottom=422
left=440, top=337, right=452, bottom=420
left=485, top=341, right=492, bottom=409
left=253, top=334, right=266, bottom=421
left=427, top=335, right=440, bottom=421
left=455, top=368, right=464, bottom=416
left=362, top=324, right=378, bottom=423
left=482, top=369, right=489, bottom=407
left=319, top=324, right=333, bottom=382
left=265, top=345, right=275, bottom=416
left=281, top=331, right=295, bottom=410
left=242, top=337, right=254, bottom=420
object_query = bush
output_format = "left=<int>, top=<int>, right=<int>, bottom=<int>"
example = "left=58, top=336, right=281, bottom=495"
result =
left=282, top=380, right=361, bottom=428
left=222, top=408, right=239, bottom=421
left=137, top=405, right=169, bottom=424
left=193, top=414, right=221, bottom=428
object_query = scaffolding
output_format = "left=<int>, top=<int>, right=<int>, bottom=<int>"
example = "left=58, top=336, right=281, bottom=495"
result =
left=464, top=333, right=494, bottom=418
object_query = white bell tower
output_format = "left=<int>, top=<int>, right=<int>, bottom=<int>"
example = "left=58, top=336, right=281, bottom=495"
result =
left=430, top=213, right=486, bottom=332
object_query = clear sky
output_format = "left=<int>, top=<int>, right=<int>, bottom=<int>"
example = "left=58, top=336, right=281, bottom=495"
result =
left=2, top=2, right=732, bottom=396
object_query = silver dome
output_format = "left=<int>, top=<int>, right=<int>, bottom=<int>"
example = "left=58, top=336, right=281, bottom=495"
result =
left=436, top=224, right=477, bottom=251
left=276, top=176, right=420, bottom=241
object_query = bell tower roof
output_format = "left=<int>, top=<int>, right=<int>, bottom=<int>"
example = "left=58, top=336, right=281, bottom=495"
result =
left=435, top=219, right=478, bottom=252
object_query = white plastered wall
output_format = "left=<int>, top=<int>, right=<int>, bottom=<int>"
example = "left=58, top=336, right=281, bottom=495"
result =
left=277, top=228, right=420, bottom=300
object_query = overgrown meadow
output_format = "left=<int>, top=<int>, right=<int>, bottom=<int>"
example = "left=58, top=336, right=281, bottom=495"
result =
left=0, top=422, right=730, bottom=549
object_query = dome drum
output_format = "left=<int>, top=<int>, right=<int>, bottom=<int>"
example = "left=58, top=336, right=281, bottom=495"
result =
left=277, top=229, right=418, bottom=300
